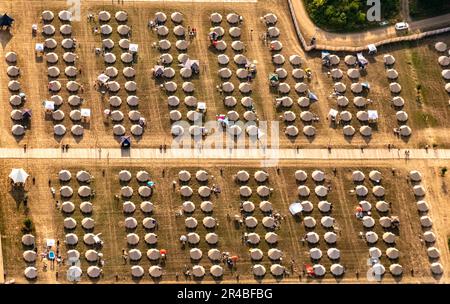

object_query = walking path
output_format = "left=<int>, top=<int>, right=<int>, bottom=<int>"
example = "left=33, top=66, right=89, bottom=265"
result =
left=4, top=148, right=450, bottom=160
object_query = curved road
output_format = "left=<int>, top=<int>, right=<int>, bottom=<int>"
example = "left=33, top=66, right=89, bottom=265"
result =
left=290, top=0, right=450, bottom=49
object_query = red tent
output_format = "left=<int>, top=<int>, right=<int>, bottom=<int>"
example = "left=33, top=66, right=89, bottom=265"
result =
left=355, top=206, right=363, bottom=212
left=160, top=249, right=167, bottom=255
left=305, top=264, right=314, bottom=276
left=230, top=255, right=239, bottom=262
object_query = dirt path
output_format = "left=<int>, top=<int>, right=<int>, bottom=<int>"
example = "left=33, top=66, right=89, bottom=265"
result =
left=1, top=147, right=450, bottom=160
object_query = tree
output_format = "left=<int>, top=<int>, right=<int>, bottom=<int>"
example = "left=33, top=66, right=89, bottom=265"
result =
left=304, top=0, right=400, bottom=32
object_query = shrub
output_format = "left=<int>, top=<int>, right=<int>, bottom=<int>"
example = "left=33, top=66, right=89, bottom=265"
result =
left=22, top=218, right=33, bottom=233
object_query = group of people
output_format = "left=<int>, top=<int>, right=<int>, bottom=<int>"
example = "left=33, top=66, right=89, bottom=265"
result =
left=186, top=26, right=198, bottom=40
left=40, top=240, right=62, bottom=272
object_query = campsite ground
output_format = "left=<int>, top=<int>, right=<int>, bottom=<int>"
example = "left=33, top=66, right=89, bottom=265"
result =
left=0, top=158, right=449, bottom=283
left=0, top=0, right=448, bottom=149
left=0, top=0, right=449, bottom=285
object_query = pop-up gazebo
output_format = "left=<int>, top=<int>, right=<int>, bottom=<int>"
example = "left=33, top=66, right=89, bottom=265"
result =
left=9, top=168, right=29, bottom=185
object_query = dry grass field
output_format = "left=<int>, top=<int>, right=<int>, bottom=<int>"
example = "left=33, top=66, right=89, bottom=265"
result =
left=0, top=0, right=448, bottom=149
left=1, top=158, right=449, bottom=283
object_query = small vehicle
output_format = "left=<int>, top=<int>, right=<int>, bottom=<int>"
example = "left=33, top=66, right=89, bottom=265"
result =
left=395, top=22, right=409, bottom=31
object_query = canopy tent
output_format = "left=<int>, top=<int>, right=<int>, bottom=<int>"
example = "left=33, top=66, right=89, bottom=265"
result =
left=44, top=100, right=55, bottom=111
left=97, top=74, right=109, bottom=84
left=81, top=108, right=91, bottom=118
left=197, top=102, right=206, bottom=111
left=328, top=109, right=338, bottom=120
left=35, top=43, right=44, bottom=52
left=321, top=51, right=331, bottom=66
left=367, top=44, right=377, bottom=54
left=268, top=73, right=279, bottom=86
left=129, top=43, right=138, bottom=53
left=357, top=52, right=369, bottom=66
left=9, top=168, right=29, bottom=184
left=289, top=202, right=303, bottom=216
left=0, top=14, right=14, bottom=27
left=183, top=59, right=200, bottom=73
left=153, top=65, right=164, bottom=77
left=361, top=82, right=371, bottom=90
left=368, top=110, right=378, bottom=121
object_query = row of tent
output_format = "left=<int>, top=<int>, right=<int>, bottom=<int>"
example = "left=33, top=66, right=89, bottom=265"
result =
left=154, top=59, right=200, bottom=77
left=322, top=50, right=370, bottom=68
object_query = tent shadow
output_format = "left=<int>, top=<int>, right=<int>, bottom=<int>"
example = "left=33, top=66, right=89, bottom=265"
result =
left=121, top=148, right=131, bottom=158
left=0, top=30, right=12, bottom=48
left=72, top=134, right=84, bottom=143
left=25, top=277, right=38, bottom=284
left=392, top=274, right=403, bottom=283
left=362, top=135, right=372, bottom=144
left=400, top=135, right=411, bottom=144
left=9, top=186, right=26, bottom=209
left=253, top=275, right=264, bottom=283
left=53, top=134, right=64, bottom=143
left=432, top=273, right=443, bottom=281
left=273, top=275, right=284, bottom=283
left=88, top=276, right=101, bottom=284
left=132, top=134, right=143, bottom=143
left=132, top=276, right=143, bottom=284
left=192, top=276, right=204, bottom=284
left=12, top=132, right=25, bottom=143
left=212, top=275, right=223, bottom=284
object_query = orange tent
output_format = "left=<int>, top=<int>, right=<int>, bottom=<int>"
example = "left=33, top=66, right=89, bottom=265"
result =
left=305, top=264, right=314, bottom=275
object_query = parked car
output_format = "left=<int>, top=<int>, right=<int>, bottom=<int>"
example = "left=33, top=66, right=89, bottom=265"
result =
left=395, top=22, right=409, bottom=31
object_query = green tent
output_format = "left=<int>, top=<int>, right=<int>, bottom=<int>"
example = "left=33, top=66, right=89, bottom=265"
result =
left=268, top=73, right=279, bottom=82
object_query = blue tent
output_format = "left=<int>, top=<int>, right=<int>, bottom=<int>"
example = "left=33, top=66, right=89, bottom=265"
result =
left=120, top=136, right=131, bottom=148
left=361, top=82, right=370, bottom=90
left=0, top=14, right=14, bottom=27
left=22, top=109, right=32, bottom=119
left=308, top=91, right=318, bottom=102
left=321, top=51, right=331, bottom=66
left=321, top=51, right=330, bottom=59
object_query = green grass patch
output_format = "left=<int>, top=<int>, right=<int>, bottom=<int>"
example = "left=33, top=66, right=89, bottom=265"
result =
left=412, top=112, right=438, bottom=128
